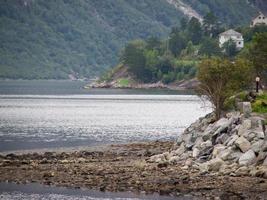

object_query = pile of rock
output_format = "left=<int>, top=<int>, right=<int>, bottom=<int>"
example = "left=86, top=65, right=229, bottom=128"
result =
left=149, top=102, right=267, bottom=178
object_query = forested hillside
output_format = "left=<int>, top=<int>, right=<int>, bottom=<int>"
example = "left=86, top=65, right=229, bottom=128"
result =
left=0, top=0, right=260, bottom=79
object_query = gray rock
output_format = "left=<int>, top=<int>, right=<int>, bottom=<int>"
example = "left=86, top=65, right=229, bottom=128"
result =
left=200, top=140, right=212, bottom=150
left=192, top=147, right=200, bottom=158
left=247, top=132, right=256, bottom=141
left=263, top=141, right=267, bottom=152
left=251, top=140, right=264, bottom=153
left=242, top=119, right=252, bottom=130
left=242, top=102, right=252, bottom=118
left=219, top=148, right=232, bottom=161
left=215, top=133, right=229, bottom=144
left=263, top=157, right=267, bottom=166
left=238, top=150, right=256, bottom=165
left=250, top=116, right=265, bottom=130
left=206, top=158, right=224, bottom=171
left=172, top=143, right=185, bottom=156
left=227, top=149, right=243, bottom=161
left=235, top=136, right=251, bottom=153
left=225, top=135, right=238, bottom=147
left=238, top=125, right=249, bottom=138
left=212, top=144, right=226, bottom=158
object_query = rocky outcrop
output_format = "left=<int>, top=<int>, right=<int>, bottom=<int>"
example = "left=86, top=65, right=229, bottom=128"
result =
left=149, top=102, right=267, bottom=178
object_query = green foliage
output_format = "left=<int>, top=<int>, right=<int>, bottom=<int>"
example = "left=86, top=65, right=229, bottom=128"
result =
left=118, top=78, right=130, bottom=87
left=199, top=37, right=221, bottom=57
left=186, top=17, right=203, bottom=45
left=197, top=57, right=253, bottom=119
left=252, top=93, right=267, bottom=113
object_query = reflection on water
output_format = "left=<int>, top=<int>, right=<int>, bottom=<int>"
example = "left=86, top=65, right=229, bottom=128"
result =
left=0, top=182, right=184, bottom=200
left=0, top=94, right=210, bottom=151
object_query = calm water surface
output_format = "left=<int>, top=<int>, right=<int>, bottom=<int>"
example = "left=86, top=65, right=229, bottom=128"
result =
left=0, top=80, right=210, bottom=152
left=0, top=80, right=210, bottom=199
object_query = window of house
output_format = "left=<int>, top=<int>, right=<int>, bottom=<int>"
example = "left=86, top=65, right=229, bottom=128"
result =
left=259, top=17, right=261, bottom=19
left=238, top=42, right=241, bottom=44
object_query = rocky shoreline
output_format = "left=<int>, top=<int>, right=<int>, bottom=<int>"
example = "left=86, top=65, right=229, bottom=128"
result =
left=0, top=140, right=267, bottom=199
left=85, top=79, right=199, bottom=91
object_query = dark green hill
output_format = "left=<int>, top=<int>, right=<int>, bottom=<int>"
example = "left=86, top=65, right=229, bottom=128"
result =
left=0, top=0, right=259, bottom=79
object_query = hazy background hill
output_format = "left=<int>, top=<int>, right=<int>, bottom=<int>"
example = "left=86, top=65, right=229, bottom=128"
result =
left=0, top=0, right=261, bottom=79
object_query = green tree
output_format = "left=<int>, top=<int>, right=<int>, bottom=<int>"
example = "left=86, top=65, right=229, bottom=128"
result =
left=169, top=32, right=187, bottom=57
left=202, top=12, right=220, bottom=37
left=186, top=17, right=202, bottom=45
left=122, top=41, right=149, bottom=82
left=248, top=33, right=267, bottom=83
left=180, top=17, right=188, bottom=29
left=197, top=57, right=252, bottom=119
left=199, top=37, right=221, bottom=57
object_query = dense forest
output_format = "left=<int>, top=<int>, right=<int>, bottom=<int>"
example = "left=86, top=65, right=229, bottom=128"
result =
left=0, top=0, right=262, bottom=79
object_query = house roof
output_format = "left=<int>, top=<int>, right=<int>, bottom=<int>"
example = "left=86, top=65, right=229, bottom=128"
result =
left=219, top=29, right=242, bottom=37
left=252, top=13, right=266, bottom=21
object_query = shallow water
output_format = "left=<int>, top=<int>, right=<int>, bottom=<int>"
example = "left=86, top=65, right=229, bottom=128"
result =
left=0, top=182, right=190, bottom=200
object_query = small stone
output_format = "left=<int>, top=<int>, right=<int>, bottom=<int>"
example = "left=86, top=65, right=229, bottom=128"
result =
left=238, top=150, right=256, bottom=166
left=235, top=136, right=251, bottom=153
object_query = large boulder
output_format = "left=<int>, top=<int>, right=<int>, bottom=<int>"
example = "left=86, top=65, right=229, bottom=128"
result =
left=206, top=158, right=225, bottom=171
left=235, top=136, right=251, bottom=153
left=251, top=140, right=265, bottom=153
left=239, top=150, right=256, bottom=165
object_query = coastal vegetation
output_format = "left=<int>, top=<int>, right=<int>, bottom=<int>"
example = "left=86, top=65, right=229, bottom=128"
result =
left=102, top=14, right=267, bottom=88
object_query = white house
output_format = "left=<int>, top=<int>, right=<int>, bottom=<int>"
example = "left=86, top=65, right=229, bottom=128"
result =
left=251, top=13, right=267, bottom=27
left=219, top=29, right=244, bottom=50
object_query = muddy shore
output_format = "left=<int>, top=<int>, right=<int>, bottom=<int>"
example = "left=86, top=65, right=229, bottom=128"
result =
left=0, top=141, right=266, bottom=199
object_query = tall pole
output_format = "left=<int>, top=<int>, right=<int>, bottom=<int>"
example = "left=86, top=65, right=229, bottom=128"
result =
left=256, top=76, right=260, bottom=93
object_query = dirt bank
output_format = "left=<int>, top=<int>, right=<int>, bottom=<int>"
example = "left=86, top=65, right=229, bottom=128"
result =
left=0, top=141, right=266, bottom=199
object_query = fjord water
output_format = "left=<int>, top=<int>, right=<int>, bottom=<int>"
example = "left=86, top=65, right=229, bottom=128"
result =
left=0, top=80, right=210, bottom=152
